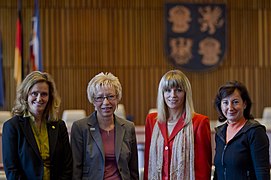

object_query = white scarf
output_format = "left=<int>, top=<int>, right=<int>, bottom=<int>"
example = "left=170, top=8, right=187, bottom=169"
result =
left=148, top=121, right=195, bottom=180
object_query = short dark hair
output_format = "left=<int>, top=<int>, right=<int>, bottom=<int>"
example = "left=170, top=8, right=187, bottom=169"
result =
left=214, top=81, right=253, bottom=122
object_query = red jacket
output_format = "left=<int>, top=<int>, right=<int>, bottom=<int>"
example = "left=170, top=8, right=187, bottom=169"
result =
left=144, top=112, right=212, bottom=180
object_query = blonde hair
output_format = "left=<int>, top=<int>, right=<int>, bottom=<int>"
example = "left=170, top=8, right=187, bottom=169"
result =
left=87, top=72, right=122, bottom=104
left=157, top=70, right=194, bottom=124
left=12, top=71, right=61, bottom=121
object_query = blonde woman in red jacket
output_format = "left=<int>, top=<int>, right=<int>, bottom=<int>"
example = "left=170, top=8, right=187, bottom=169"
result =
left=144, top=70, right=212, bottom=180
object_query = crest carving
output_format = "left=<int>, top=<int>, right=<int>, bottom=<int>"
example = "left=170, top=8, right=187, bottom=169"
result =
left=165, top=3, right=226, bottom=71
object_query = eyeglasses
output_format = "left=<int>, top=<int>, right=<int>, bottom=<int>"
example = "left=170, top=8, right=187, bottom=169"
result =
left=94, top=95, right=117, bottom=102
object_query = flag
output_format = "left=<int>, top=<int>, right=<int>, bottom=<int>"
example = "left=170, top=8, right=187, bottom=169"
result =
left=0, top=31, right=4, bottom=107
left=14, top=0, right=23, bottom=87
left=29, top=0, right=42, bottom=72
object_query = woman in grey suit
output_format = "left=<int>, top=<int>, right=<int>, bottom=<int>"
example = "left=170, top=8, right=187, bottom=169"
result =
left=2, top=71, right=72, bottom=179
left=71, top=72, right=139, bottom=180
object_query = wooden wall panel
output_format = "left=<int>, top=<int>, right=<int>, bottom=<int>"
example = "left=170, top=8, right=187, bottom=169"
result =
left=1, top=0, right=271, bottom=125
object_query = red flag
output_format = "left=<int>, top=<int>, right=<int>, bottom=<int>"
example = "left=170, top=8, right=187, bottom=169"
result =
left=14, top=0, right=23, bottom=87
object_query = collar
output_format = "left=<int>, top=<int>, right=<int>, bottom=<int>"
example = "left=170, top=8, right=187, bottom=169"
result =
left=215, top=119, right=264, bottom=142
left=23, top=111, right=35, bottom=122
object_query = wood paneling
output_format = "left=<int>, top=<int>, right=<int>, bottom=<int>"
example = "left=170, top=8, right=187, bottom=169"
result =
left=0, top=0, right=271, bottom=125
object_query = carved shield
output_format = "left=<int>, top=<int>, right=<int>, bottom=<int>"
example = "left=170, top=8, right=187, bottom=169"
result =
left=165, top=3, right=226, bottom=71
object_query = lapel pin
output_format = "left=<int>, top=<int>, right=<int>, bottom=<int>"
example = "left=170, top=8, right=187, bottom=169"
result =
left=52, top=126, right=55, bottom=129
left=90, top=127, right=95, bottom=131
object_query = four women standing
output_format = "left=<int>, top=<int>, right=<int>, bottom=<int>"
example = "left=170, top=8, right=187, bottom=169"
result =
left=2, top=70, right=270, bottom=179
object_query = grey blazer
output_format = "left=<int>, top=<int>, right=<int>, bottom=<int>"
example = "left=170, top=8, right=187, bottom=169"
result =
left=70, top=111, right=139, bottom=180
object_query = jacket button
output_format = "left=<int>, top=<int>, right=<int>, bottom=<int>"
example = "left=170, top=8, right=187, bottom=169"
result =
left=165, top=146, right=168, bottom=150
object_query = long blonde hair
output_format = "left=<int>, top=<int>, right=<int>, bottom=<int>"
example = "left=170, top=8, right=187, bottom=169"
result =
left=157, top=70, right=194, bottom=124
left=12, top=71, right=61, bottom=121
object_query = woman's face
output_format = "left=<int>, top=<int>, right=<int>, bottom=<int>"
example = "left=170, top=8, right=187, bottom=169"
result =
left=164, top=87, right=185, bottom=111
left=93, top=86, right=118, bottom=119
left=221, top=89, right=246, bottom=123
left=27, top=82, right=49, bottom=118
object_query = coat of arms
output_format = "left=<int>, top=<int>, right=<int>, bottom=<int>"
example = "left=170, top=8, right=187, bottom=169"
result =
left=165, top=3, right=226, bottom=71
